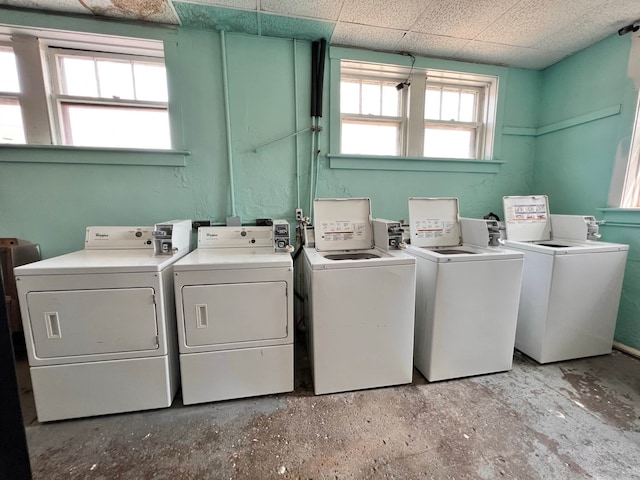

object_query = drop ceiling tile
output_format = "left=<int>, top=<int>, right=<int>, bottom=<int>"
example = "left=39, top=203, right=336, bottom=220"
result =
left=331, top=22, right=406, bottom=52
left=474, top=0, right=602, bottom=47
left=261, top=0, right=343, bottom=21
left=412, top=0, right=520, bottom=40
left=175, top=0, right=257, bottom=10
left=507, top=48, right=571, bottom=70
left=260, top=13, right=335, bottom=41
left=455, top=40, right=526, bottom=66
left=0, top=0, right=88, bottom=14
left=174, top=2, right=258, bottom=32
left=0, top=0, right=179, bottom=22
left=398, top=31, right=470, bottom=59
left=535, top=0, right=640, bottom=54
left=339, top=0, right=429, bottom=30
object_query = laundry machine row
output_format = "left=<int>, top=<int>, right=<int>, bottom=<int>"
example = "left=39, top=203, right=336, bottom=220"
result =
left=14, top=198, right=629, bottom=422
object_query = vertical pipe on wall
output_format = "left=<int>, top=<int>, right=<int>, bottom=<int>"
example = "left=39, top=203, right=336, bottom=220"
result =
left=293, top=40, right=301, bottom=210
left=220, top=30, right=237, bottom=217
left=308, top=117, right=316, bottom=218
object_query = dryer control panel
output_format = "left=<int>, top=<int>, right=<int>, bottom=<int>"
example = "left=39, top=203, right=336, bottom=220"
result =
left=198, top=226, right=273, bottom=248
left=85, top=226, right=154, bottom=249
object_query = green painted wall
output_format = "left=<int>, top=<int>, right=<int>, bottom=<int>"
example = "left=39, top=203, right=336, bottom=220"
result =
left=0, top=8, right=539, bottom=260
left=535, top=34, right=640, bottom=350
left=2, top=5, right=636, bottom=350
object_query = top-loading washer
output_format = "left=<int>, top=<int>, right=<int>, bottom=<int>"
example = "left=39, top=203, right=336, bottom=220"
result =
left=502, top=195, right=629, bottom=363
left=405, top=197, right=524, bottom=382
left=302, top=198, right=416, bottom=395
left=173, top=224, right=294, bottom=405
left=14, top=220, right=191, bottom=422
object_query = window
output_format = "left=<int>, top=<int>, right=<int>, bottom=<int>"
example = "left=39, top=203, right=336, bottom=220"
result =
left=340, top=77, right=404, bottom=156
left=48, top=49, right=170, bottom=148
left=424, top=84, right=483, bottom=159
left=0, top=46, right=25, bottom=144
left=0, top=31, right=171, bottom=150
left=339, top=60, right=498, bottom=160
left=621, top=94, right=640, bottom=207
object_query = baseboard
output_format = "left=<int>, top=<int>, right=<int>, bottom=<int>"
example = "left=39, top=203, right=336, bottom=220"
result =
left=613, top=341, right=640, bottom=359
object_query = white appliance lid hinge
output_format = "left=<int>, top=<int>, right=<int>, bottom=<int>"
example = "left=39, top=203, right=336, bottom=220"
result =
left=155, top=335, right=160, bottom=346
left=152, top=294, right=157, bottom=305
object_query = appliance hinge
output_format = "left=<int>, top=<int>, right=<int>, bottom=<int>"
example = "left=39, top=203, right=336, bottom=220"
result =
left=155, top=335, right=160, bottom=346
left=152, top=294, right=157, bottom=305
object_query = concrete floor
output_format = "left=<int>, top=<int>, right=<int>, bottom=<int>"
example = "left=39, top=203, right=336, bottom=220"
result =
left=16, top=342, right=640, bottom=480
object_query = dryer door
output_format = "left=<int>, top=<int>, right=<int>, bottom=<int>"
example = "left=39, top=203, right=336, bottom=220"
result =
left=182, top=281, right=288, bottom=347
left=27, top=288, right=158, bottom=358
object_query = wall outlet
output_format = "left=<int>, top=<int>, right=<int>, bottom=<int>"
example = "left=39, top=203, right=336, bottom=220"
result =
left=295, top=209, right=303, bottom=221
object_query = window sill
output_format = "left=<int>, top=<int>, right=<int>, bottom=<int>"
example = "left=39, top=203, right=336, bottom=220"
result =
left=0, top=144, right=190, bottom=166
left=598, top=208, right=640, bottom=227
left=328, top=154, right=503, bottom=173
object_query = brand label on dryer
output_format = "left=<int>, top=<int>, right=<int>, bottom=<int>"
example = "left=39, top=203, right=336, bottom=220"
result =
left=413, top=219, right=456, bottom=239
left=319, top=220, right=367, bottom=242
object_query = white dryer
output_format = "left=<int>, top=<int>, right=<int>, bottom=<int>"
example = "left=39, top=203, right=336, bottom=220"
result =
left=502, top=195, right=628, bottom=363
left=173, top=225, right=293, bottom=405
left=405, top=197, right=524, bottom=382
left=302, top=198, right=416, bottom=395
left=14, top=220, right=191, bottom=422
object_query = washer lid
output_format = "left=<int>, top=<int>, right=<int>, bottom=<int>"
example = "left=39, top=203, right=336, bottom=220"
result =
left=314, top=198, right=373, bottom=252
left=408, top=197, right=462, bottom=248
left=503, top=195, right=551, bottom=242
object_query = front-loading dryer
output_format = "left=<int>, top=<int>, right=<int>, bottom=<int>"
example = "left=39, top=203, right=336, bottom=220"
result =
left=173, top=225, right=293, bottom=405
left=14, top=220, right=191, bottom=422
left=502, top=195, right=628, bottom=363
left=302, top=198, right=416, bottom=395
left=405, top=197, right=524, bottom=382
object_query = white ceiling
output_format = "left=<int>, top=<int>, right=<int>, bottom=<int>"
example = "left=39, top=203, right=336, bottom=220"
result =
left=1, top=0, right=640, bottom=69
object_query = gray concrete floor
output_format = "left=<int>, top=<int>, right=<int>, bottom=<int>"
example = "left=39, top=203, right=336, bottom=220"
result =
left=15, top=341, right=640, bottom=480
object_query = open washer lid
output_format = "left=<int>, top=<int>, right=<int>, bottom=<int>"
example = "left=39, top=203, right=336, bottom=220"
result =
left=503, top=195, right=551, bottom=242
left=314, top=198, right=374, bottom=252
left=408, top=197, right=462, bottom=248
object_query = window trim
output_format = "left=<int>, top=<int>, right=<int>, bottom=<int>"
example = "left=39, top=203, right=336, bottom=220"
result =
left=46, top=46, right=170, bottom=148
left=0, top=22, right=187, bottom=165
left=329, top=47, right=507, bottom=172
left=340, top=74, right=407, bottom=155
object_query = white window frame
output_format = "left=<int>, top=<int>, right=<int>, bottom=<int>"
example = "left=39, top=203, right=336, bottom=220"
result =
left=46, top=47, right=169, bottom=147
left=620, top=93, right=640, bottom=207
left=336, top=58, right=499, bottom=161
left=0, top=43, right=24, bottom=144
left=0, top=27, right=174, bottom=150
left=423, top=82, right=484, bottom=159
left=340, top=74, right=408, bottom=155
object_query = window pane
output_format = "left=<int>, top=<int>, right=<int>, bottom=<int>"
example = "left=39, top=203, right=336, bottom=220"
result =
left=425, top=88, right=441, bottom=120
left=0, top=48, right=20, bottom=93
left=424, top=127, right=474, bottom=158
left=361, top=82, right=381, bottom=116
left=441, top=90, right=460, bottom=121
left=340, top=80, right=360, bottom=114
left=342, top=122, right=399, bottom=155
left=97, top=60, right=135, bottom=100
left=0, top=98, right=25, bottom=144
left=381, top=84, right=400, bottom=116
left=459, top=92, right=476, bottom=122
left=133, top=63, right=168, bottom=102
left=61, top=104, right=170, bottom=149
left=60, top=56, right=98, bottom=96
